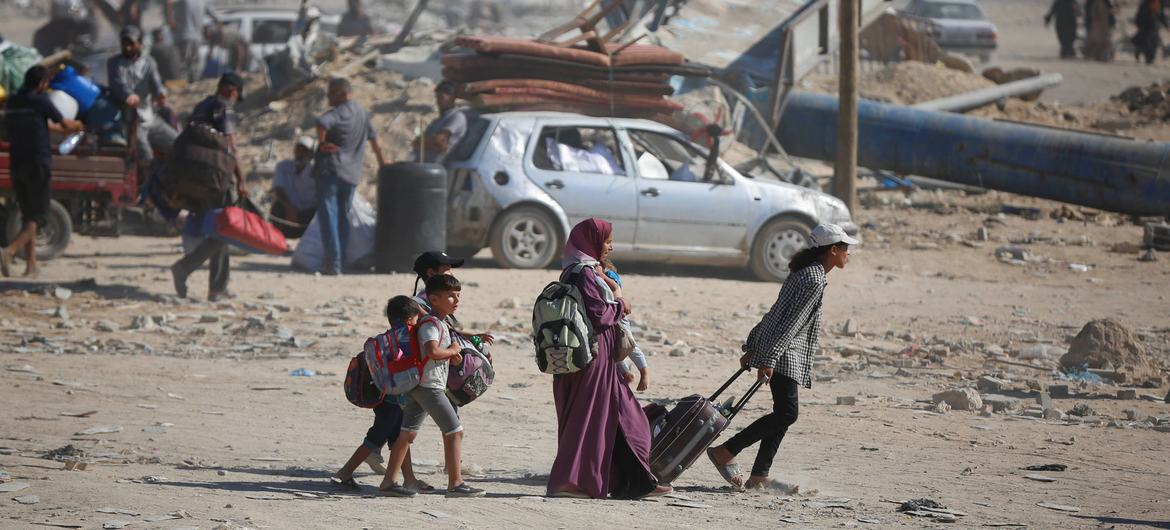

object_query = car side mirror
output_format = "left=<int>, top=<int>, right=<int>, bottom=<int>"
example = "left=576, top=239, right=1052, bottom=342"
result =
left=702, top=124, right=722, bottom=183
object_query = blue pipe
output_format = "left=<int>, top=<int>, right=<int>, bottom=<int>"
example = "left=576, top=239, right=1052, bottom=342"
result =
left=777, top=91, right=1170, bottom=217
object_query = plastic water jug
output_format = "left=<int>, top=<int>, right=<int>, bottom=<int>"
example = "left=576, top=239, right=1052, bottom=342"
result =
left=50, top=65, right=100, bottom=113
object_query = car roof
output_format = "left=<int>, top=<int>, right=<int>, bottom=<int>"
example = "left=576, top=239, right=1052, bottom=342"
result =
left=481, top=111, right=676, bottom=132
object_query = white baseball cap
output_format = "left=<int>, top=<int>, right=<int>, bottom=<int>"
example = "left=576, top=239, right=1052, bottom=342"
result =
left=809, top=223, right=859, bottom=247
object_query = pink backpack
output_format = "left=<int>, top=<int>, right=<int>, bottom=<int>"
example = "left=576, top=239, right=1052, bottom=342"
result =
left=363, top=319, right=432, bottom=397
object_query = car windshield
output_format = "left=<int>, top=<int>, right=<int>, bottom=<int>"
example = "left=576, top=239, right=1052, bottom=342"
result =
left=921, top=2, right=983, bottom=20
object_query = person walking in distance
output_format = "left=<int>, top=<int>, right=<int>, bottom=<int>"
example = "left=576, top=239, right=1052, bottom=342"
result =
left=170, top=73, right=247, bottom=301
left=1133, top=0, right=1169, bottom=64
left=1045, top=0, right=1081, bottom=59
left=707, top=224, right=856, bottom=491
left=0, top=66, right=84, bottom=278
left=165, top=0, right=209, bottom=82
left=313, top=76, right=386, bottom=275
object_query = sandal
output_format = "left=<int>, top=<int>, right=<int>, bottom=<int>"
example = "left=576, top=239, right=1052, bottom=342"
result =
left=707, top=447, right=745, bottom=492
left=446, top=483, right=485, bottom=498
left=636, top=485, right=673, bottom=500
left=407, top=479, right=436, bottom=493
left=330, top=476, right=361, bottom=491
left=378, top=483, right=417, bottom=498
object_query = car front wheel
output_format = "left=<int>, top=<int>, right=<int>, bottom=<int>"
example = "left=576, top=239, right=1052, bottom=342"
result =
left=489, top=206, right=560, bottom=269
left=750, top=217, right=813, bottom=282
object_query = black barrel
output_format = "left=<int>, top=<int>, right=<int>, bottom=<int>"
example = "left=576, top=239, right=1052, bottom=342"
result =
left=375, top=162, right=448, bottom=274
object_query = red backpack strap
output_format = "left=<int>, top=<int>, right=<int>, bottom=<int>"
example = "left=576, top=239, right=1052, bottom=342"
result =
left=409, top=316, right=440, bottom=369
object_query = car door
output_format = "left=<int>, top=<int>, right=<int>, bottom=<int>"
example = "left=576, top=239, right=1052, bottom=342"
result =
left=523, top=121, right=638, bottom=252
left=252, top=17, right=295, bottom=61
left=623, top=127, right=753, bottom=256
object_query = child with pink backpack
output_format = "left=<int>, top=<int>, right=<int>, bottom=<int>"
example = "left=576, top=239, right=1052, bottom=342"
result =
left=332, top=296, right=432, bottom=492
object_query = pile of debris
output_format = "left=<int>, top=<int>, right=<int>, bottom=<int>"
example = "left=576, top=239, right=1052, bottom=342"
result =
left=441, top=34, right=704, bottom=117
left=1115, top=82, right=1170, bottom=120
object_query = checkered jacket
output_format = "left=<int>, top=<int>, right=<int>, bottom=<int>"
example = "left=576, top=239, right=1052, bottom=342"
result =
left=744, top=264, right=826, bottom=388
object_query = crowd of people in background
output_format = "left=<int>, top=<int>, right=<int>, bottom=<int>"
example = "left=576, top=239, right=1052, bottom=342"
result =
left=1046, top=0, right=1168, bottom=63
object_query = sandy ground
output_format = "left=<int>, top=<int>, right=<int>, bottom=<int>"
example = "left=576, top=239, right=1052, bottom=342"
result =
left=2, top=189, right=1169, bottom=530
left=3, top=2, right=1170, bottom=529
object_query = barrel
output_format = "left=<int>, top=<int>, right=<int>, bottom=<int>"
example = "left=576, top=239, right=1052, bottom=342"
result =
left=375, top=162, right=448, bottom=274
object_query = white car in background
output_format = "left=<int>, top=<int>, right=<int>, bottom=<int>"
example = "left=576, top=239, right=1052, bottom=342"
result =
left=199, top=7, right=340, bottom=74
left=903, top=0, right=998, bottom=62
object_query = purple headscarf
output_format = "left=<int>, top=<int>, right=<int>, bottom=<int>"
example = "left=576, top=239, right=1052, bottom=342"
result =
left=561, top=218, right=613, bottom=269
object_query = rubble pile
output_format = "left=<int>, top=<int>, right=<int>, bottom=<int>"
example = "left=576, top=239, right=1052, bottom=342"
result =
left=1115, top=82, right=1170, bottom=121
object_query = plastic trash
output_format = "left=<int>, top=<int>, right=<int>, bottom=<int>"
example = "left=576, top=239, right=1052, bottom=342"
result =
left=289, top=368, right=315, bottom=377
left=1059, top=363, right=1106, bottom=384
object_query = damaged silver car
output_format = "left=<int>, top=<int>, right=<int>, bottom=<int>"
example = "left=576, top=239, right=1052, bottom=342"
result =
left=443, top=112, right=858, bottom=282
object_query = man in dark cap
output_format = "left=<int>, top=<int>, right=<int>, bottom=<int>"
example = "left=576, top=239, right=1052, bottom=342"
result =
left=108, top=25, right=177, bottom=165
left=411, top=80, right=468, bottom=163
left=0, top=66, right=84, bottom=278
left=170, top=73, right=247, bottom=301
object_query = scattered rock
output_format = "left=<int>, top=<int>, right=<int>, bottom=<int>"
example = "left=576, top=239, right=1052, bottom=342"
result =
left=1049, top=384, right=1070, bottom=398
left=1024, top=474, right=1057, bottom=483
left=200, top=313, right=221, bottom=323
left=54, top=287, right=73, bottom=300
left=0, top=482, right=30, bottom=493
left=129, top=315, right=157, bottom=331
left=75, top=425, right=122, bottom=436
left=932, top=388, right=982, bottom=411
left=981, top=395, right=1021, bottom=413
left=94, top=320, right=120, bottom=333
left=1067, top=403, right=1096, bottom=417
left=12, top=494, right=39, bottom=504
left=1124, top=409, right=1148, bottom=421
left=1117, top=389, right=1138, bottom=400
left=995, top=246, right=1034, bottom=263
left=669, top=348, right=688, bottom=357
left=1023, top=464, right=1067, bottom=472
left=836, top=396, right=857, bottom=406
left=1019, top=344, right=1062, bottom=361
left=976, top=375, right=1008, bottom=393
left=497, top=298, right=522, bottom=309
left=1036, top=501, right=1080, bottom=513
left=1060, top=319, right=1156, bottom=383
left=843, top=319, right=861, bottom=336
left=1043, top=408, right=1065, bottom=421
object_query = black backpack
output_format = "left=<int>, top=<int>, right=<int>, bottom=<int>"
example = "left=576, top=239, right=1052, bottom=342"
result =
left=160, top=123, right=236, bottom=212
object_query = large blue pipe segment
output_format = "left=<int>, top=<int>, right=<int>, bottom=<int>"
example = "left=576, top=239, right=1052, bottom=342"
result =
left=777, top=91, right=1170, bottom=216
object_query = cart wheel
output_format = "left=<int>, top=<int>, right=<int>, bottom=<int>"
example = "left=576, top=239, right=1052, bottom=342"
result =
left=4, top=199, right=73, bottom=261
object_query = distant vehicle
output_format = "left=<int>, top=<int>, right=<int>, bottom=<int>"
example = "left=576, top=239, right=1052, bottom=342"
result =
left=200, top=7, right=340, bottom=74
left=443, top=112, right=859, bottom=282
left=902, top=0, right=998, bottom=62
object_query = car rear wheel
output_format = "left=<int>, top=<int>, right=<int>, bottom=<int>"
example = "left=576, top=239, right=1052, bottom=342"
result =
left=4, top=199, right=72, bottom=261
left=489, top=206, right=560, bottom=269
left=750, top=217, right=813, bottom=282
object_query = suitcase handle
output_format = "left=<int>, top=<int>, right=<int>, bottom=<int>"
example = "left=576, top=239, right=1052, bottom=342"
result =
left=725, top=375, right=768, bottom=423
left=708, top=368, right=747, bottom=402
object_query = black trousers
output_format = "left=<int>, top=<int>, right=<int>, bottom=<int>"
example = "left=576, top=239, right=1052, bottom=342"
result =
left=174, top=238, right=230, bottom=294
left=270, top=201, right=315, bottom=239
left=722, top=375, right=799, bottom=477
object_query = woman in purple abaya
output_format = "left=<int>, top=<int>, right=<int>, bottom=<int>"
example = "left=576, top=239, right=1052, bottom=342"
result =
left=546, top=218, right=669, bottom=500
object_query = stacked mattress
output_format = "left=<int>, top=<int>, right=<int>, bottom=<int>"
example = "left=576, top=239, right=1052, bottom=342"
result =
left=443, top=35, right=711, bottom=117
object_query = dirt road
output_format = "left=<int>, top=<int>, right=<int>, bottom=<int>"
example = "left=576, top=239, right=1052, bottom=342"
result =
left=2, top=190, right=1168, bottom=529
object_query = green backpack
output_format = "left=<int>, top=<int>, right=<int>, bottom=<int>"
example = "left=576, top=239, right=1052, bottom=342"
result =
left=532, top=263, right=597, bottom=375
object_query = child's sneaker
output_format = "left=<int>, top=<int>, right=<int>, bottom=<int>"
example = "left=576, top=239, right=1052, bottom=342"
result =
left=446, top=483, right=485, bottom=498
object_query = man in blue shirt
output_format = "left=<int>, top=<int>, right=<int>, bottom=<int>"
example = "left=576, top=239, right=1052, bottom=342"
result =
left=1, top=66, right=83, bottom=278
